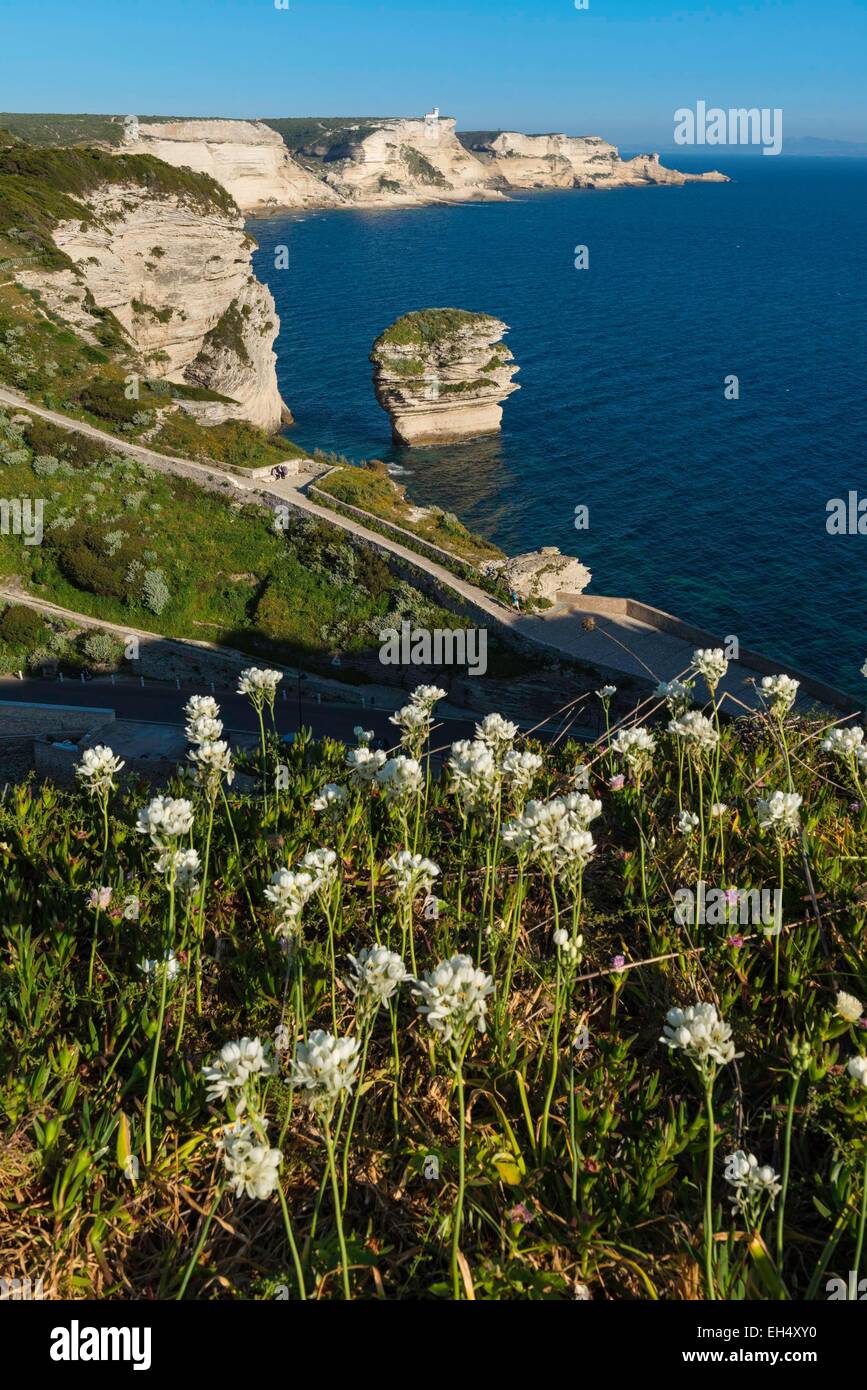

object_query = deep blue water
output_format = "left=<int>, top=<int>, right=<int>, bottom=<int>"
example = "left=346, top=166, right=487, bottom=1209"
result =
left=251, top=156, right=867, bottom=694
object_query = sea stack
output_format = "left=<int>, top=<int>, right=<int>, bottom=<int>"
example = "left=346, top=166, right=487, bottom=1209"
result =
left=371, top=309, right=519, bottom=445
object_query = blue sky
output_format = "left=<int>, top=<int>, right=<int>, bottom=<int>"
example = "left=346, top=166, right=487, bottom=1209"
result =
left=2, top=0, right=865, bottom=146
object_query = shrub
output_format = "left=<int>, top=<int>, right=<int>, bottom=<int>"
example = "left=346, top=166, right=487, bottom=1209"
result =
left=81, top=630, right=121, bottom=666
left=141, top=568, right=170, bottom=615
left=0, top=603, right=44, bottom=645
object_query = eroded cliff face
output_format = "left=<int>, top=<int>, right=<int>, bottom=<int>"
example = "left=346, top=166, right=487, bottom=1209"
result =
left=371, top=310, right=519, bottom=445
left=474, top=132, right=727, bottom=188
left=315, top=117, right=501, bottom=206
left=113, top=117, right=726, bottom=212
left=28, top=184, right=288, bottom=431
left=123, top=119, right=340, bottom=211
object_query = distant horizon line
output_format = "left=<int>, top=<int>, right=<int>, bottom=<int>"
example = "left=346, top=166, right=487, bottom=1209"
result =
left=3, top=111, right=866, bottom=153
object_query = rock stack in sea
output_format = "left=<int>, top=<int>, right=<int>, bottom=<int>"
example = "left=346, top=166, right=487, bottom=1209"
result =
left=370, top=309, right=520, bottom=445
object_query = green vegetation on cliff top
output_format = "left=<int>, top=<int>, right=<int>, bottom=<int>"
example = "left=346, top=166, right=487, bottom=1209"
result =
left=373, top=308, right=497, bottom=354
left=0, top=145, right=236, bottom=270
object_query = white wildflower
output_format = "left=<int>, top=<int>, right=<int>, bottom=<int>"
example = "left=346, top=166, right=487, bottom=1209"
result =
left=724, top=1150, right=782, bottom=1213
left=655, top=679, right=694, bottom=715
left=413, top=954, right=494, bottom=1048
left=220, top=1123, right=282, bottom=1200
left=476, top=712, right=518, bottom=754
left=137, top=950, right=180, bottom=984
left=311, top=782, right=349, bottom=815
left=376, top=755, right=422, bottom=804
left=202, top=1036, right=276, bottom=1108
left=760, top=673, right=799, bottom=717
left=291, top=1030, right=361, bottom=1112
left=822, top=726, right=865, bottom=759
left=385, top=850, right=440, bottom=899
left=693, top=647, right=729, bottom=690
left=660, top=1001, right=738, bottom=1069
left=677, top=810, right=700, bottom=836
left=265, top=867, right=319, bottom=931
left=186, top=714, right=223, bottom=745
left=756, top=790, right=802, bottom=836
left=847, top=1056, right=867, bottom=1089
left=668, top=710, right=719, bottom=757
left=184, top=694, right=220, bottom=724
left=154, top=846, right=200, bottom=893
left=346, top=745, right=386, bottom=787
left=612, top=726, right=657, bottom=777
left=238, top=666, right=282, bottom=708
left=346, top=945, right=408, bottom=1015
left=74, top=744, right=125, bottom=795
left=135, top=795, right=194, bottom=848
left=835, top=990, right=864, bottom=1025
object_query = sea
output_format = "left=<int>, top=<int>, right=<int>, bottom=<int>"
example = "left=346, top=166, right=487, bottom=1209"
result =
left=250, top=155, right=867, bottom=696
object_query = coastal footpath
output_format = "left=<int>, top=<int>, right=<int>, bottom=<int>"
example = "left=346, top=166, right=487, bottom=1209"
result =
left=0, top=385, right=849, bottom=715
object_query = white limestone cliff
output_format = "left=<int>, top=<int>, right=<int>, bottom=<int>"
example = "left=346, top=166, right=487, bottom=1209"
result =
left=109, top=116, right=727, bottom=211
left=122, top=119, right=341, bottom=212
left=371, top=310, right=519, bottom=445
left=483, top=547, right=593, bottom=602
left=26, top=183, right=289, bottom=431
left=474, top=132, right=728, bottom=188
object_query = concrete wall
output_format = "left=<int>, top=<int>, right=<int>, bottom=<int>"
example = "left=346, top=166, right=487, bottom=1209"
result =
left=0, top=700, right=115, bottom=736
left=562, top=596, right=855, bottom=712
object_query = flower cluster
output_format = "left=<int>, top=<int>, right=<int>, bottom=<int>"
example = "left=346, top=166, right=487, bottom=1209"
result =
left=668, top=710, right=719, bottom=758
left=612, top=725, right=656, bottom=779
left=265, top=867, right=320, bottom=936
left=311, top=782, right=349, bottom=817
left=655, top=679, right=694, bottom=715
left=476, top=712, right=518, bottom=756
left=346, top=743, right=387, bottom=786
left=154, top=846, right=201, bottom=894
left=238, top=666, right=282, bottom=710
left=219, top=1122, right=282, bottom=1200
left=660, top=1001, right=738, bottom=1070
left=821, top=725, right=865, bottom=762
left=449, top=738, right=499, bottom=812
left=346, top=945, right=408, bottom=1016
left=693, top=647, right=729, bottom=691
left=74, top=744, right=125, bottom=796
left=503, top=793, right=600, bottom=876
left=385, top=850, right=440, bottom=900
left=756, top=790, right=802, bottom=837
left=759, top=673, right=799, bottom=717
left=291, top=1030, right=361, bottom=1114
left=202, top=1036, right=276, bottom=1113
left=389, top=684, right=445, bottom=756
left=413, top=954, right=494, bottom=1050
left=136, top=795, right=195, bottom=852
left=376, top=755, right=423, bottom=805
left=723, top=1150, right=782, bottom=1215
left=184, top=695, right=234, bottom=794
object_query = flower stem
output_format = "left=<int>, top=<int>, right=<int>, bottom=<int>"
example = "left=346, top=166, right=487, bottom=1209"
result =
left=323, top=1116, right=352, bottom=1300
left=704, top=1077, right=717, bottom=1300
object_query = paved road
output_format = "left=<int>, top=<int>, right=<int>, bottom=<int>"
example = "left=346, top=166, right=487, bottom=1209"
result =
left=0, top=677, right=480, bottom=748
